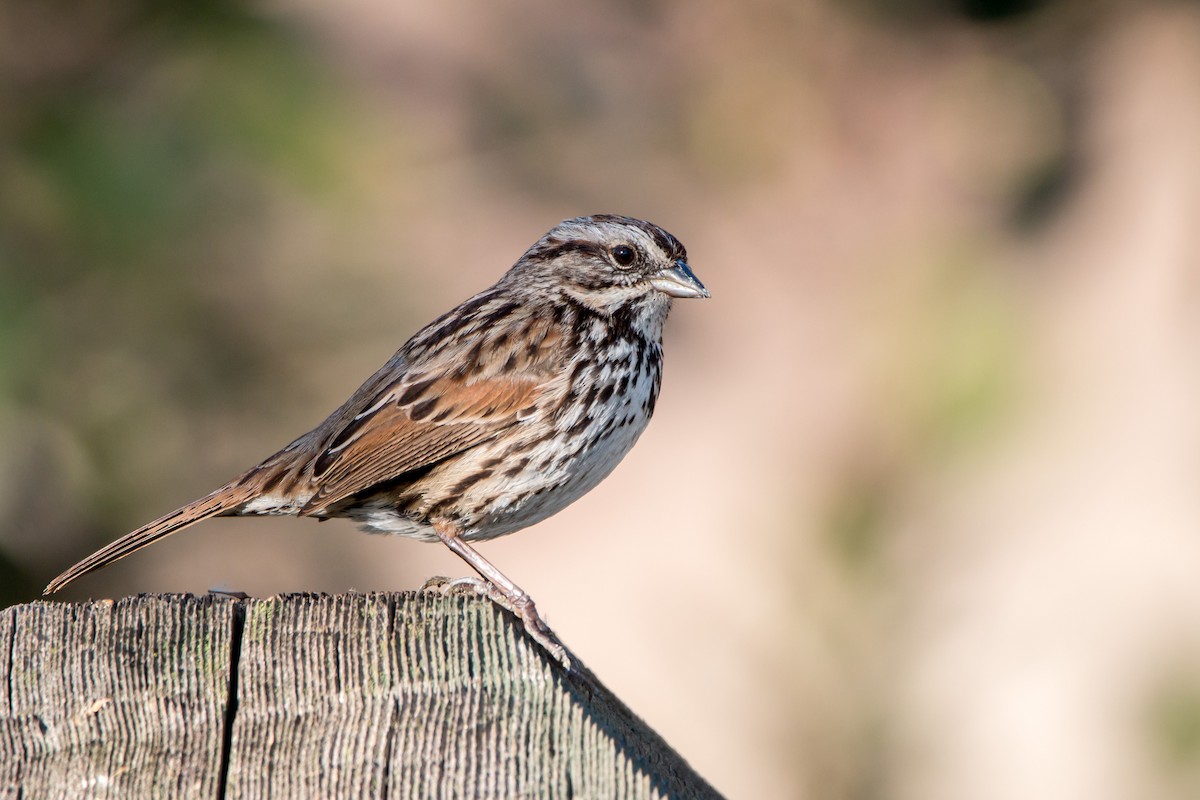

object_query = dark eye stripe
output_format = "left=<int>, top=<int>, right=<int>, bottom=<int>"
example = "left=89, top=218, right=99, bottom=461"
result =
left=588, top=215, right=688, bottom=263
left=529, top=239, right=605, bottom=262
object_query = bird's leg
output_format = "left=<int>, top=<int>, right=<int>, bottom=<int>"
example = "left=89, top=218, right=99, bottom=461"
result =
left=432, top=521, right=571, bottom=669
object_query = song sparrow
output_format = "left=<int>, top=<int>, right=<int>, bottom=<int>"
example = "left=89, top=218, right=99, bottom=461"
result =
left=44, top=214, right=708, bottom=664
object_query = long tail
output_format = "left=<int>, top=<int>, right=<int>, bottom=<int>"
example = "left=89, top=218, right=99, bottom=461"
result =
left=43, top=479, right=259, bottom=595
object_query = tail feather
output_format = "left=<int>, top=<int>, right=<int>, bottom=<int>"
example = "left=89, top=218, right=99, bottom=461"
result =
left=43, top=480, right=255, bottom=595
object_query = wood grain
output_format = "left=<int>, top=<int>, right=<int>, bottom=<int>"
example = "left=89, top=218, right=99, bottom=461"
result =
left=0, top=592, right=721, bottom=799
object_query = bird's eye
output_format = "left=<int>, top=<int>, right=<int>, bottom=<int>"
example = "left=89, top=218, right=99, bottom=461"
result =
left=610, top=245, right=636, bottom=268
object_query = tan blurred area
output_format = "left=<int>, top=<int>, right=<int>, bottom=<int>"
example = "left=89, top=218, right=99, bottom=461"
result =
left=4, top=0, right=1200, bottom=797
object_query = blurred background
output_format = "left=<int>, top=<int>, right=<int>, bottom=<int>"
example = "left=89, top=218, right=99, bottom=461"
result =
left=4, top=0, right=1200, bottom=796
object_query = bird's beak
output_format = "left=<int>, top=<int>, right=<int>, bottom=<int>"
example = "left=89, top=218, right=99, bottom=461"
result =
left=650, top=260, right=710, bottom=299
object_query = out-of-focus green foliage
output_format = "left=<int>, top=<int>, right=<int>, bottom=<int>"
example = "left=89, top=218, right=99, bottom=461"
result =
left=0, top=0, right=353, bottom=606
left=1149, top=673, right=1200, bottom=796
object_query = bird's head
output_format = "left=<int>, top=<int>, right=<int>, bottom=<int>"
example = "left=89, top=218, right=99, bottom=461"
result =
left=509, top=215, right=709, bottom=324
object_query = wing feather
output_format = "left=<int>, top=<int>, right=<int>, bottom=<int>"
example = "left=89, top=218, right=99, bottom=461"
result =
left=300, top=373, right=541, bottom=514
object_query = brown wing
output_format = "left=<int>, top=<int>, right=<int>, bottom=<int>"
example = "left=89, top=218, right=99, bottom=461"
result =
left=299, top=373, right=541, bottom=515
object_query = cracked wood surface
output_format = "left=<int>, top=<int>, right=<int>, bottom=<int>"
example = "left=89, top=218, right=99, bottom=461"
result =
left=0, top=592, right=722, bottom=799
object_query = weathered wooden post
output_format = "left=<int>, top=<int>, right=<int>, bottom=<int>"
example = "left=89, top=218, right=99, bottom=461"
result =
left=0, top=592, right=721, bottom=799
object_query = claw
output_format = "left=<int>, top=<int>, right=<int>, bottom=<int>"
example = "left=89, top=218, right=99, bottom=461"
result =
left=420, top=575, right=452, bottom=592
left=445, top=576, right=493, bottom=597
left=506, top=593, right=571, bottom=670
left=421, top=574, right=573, bottom=669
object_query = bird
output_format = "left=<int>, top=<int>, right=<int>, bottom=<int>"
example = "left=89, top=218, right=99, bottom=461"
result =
left=44, top=214, right=709, bottom=664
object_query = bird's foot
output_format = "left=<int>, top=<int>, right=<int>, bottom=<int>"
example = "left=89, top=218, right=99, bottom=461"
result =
left=423, top=574, right=572, bottom=670
left=421, top=575, right=495, bottom=598
left=507, top=592, right=572, bottom=671
left=420, top=575, right=452, bottom=592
